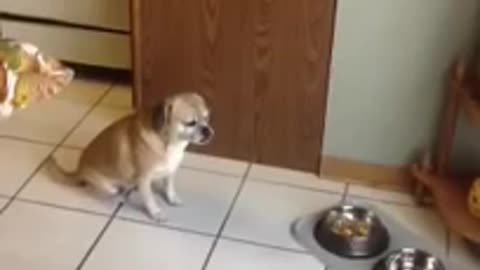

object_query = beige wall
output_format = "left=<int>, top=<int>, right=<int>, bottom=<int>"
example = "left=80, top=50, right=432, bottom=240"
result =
left=323, top=0, right=480, bottom=166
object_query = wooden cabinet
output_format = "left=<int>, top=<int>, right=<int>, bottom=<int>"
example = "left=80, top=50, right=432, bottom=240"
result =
left=131, top=0, right=336, bottom=172
left=2, top=20, right=130, bottom=69
left=0, top=0, right=130, bottom=31
left=0, top=0, right=131, bottom=69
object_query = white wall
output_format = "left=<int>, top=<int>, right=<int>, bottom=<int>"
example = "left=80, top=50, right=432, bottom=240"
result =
left=323, top=0, right=480, bottom=166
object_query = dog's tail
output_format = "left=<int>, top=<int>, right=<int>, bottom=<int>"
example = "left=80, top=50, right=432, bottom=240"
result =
left=46, top=157, right=86, bottom=186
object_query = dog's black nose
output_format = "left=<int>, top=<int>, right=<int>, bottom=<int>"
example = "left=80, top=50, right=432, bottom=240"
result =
left=201, top=126, right=213, bottom=138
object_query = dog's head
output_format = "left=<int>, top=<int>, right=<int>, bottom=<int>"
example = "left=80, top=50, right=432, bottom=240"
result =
left=153, top=92, right=213, bottom=145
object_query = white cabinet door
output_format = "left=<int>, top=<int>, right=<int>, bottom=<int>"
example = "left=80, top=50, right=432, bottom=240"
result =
left=0, top=0, right=130, bottom=31
left=2, top=20, right=131, bottom=69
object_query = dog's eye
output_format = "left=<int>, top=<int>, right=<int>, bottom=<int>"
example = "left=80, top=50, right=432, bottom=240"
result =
left=185, top=120, right=197, bottom=127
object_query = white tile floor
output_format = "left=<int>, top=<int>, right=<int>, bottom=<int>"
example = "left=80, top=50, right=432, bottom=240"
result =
left=0, top=79, right=477, bottom=270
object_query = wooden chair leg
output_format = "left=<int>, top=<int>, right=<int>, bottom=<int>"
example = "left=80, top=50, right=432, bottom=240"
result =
left=413, top=58, right=465, bottom=205
left=414, top=152, right=433, bottom=205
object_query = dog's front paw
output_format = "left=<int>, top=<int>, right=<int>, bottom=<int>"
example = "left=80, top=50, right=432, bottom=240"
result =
left=166, top=194, right=183, bottom=207
left=147, top=207, right=167, bottom=222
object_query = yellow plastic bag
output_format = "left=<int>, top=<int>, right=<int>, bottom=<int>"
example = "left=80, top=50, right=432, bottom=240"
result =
left=0, top=39, right=74, bottom=118
left=468, top=178, right=480, bottom=218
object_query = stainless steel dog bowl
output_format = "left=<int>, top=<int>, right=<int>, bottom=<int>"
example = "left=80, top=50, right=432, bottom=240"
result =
left=373, top=248, right=446, bottom=270
left=314, top=205, right=390, bottom=259
left=466, top=240, right=480, bottom=257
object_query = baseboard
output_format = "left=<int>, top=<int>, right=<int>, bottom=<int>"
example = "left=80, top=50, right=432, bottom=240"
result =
left=320, top=155, right=413, bottom=192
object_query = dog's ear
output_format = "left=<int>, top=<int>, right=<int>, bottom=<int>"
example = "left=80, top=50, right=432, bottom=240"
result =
left=152, top=101, right=165, bottom=131
left=152, top=99, right=173, bottom=130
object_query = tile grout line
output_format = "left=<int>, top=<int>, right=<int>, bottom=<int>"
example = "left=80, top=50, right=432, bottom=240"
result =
left=250, top=177, right=345, bottom=196
left=75, top=202, right=123, bottom=270
left=0, top=135, right=247, bottom=178
left=251, top=177, right=418, bottom=209
left=0, top=194, right=9, bottom=214
left=0, top=84, right=114, bottom=213
left=12, top=197, right=319, bottom=257
left=0, top=135, right=58, bottom=147
left=15, top=197, right=112, bottom=218
left=52, top=144, right=84, bottom=151
left=200, top=164, right=252, bottom=270
left=103, top=214, right=315, bottom=258
left=346, top=194, right=417, bottom=208
left=116, top=216, right=217, bottom=238
left=0, top=148, right=56, bottom=212
left=180, top=165, right=246, bottom=179
left=0, top=135, right=85, bottom=151
left=249, top=177, right=418, bottom=208
left=220, top=236, right=310, bottom=255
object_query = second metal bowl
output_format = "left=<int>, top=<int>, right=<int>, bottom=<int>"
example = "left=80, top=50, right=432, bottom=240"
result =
left=465, top=239, right=480, bottom=258
left=373, top=248, right=446, bottom=270
left=314, top=205, right=390, bottom=259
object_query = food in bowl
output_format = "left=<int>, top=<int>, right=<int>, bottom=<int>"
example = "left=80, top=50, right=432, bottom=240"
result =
left=331, top=216, right=370, bottom=238
left=314, top=205, right=390, bottom=258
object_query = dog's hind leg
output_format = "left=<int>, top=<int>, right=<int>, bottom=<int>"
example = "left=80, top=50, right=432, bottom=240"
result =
left=80, top=169, right=122, bottom=197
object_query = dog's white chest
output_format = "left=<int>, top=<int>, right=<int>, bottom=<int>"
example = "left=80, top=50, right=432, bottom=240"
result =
left=165, top=146, right=185, bottom=172
left=154, top=142, right=187, bottom=175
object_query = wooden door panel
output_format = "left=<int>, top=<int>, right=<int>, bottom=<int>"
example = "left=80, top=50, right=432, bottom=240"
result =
left=132, top=0, right=255, bottom=160
left=251, top=0, right=335, bottom=171
left=132, top=0, right=335, bottom=171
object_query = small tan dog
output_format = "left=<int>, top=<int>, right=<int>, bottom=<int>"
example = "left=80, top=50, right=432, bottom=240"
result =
left=52, top=92, right=213, bottom=221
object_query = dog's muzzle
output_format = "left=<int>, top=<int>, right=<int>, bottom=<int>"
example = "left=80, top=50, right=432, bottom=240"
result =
left=198, top=125, right=214, bottom=145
